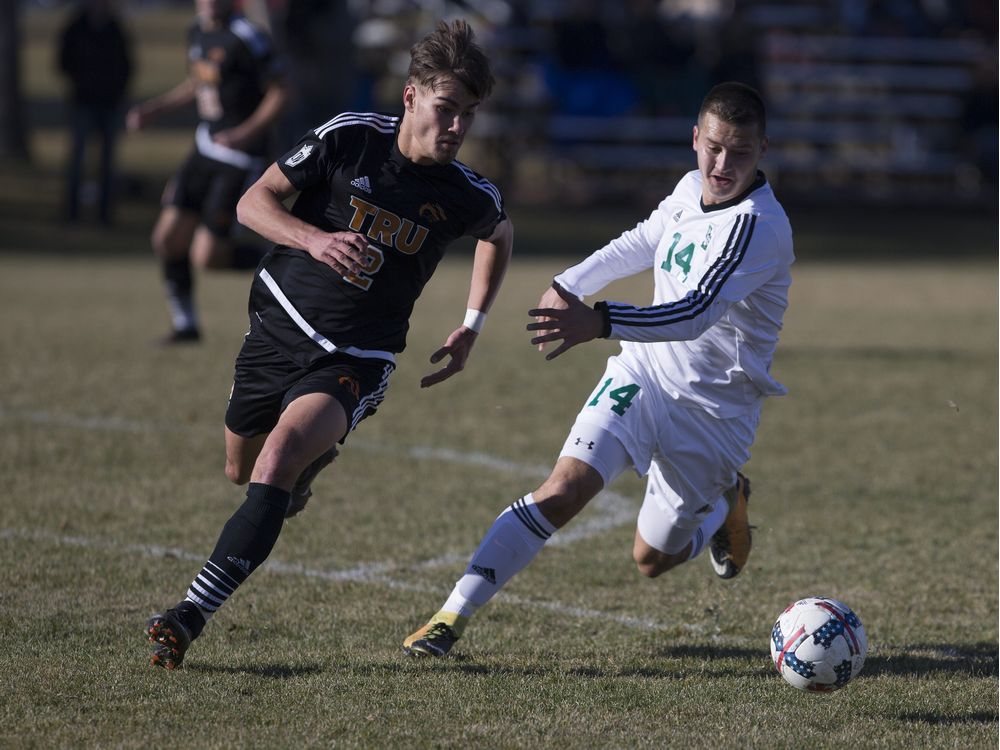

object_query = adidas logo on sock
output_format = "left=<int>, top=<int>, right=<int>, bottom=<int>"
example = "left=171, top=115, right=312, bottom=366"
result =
left=227, top=555, right=253, bottom=574
left=471, top=564, right=496, bottom=585
left=350, top=175, right=372, bottom=193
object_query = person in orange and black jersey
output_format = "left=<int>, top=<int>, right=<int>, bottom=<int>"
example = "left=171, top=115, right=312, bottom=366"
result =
left=143, top=20, right=514, bottom=670
left=127, top=0, right=288, bottom=344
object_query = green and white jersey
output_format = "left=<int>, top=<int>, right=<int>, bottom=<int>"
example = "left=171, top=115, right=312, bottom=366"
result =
left=555, top=169, right=794, bottom=418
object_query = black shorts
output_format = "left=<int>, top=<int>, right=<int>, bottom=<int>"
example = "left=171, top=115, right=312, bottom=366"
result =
left=166, top=150, right=257, bottom=237
left=225, top=327, right=395, bottom=440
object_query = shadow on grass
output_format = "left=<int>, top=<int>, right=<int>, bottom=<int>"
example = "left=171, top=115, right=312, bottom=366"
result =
left=186, top=663, right=323, bottom=679
left=390, top=641, right=999, bottom=685
left=897, top=711, right=997, bottom=726
left=388, top=644, right=775, bottom=681
left=864, top=642, right=998, bottom=679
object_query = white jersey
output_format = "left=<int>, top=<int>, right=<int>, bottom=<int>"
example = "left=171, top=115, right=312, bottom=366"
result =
left=555, top=170, right=793, bottom=418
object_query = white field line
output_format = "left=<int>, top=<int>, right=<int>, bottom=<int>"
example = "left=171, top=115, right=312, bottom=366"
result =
left=2, top=406, right=681, bottom=632
left=0, top=406, right=638, bottom=550
left=0, top=527, right=704, bottom=634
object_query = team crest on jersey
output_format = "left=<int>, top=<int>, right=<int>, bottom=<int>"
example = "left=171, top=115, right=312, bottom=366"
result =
left=701, top=224, right=714, bottom=250
left=419, top=202, right=447, bottom=223
left=191, top=59, right=221, bottom=84
left=285, top=144, right=314, bottom=167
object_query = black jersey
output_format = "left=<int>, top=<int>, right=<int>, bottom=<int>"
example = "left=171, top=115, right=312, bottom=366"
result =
left=187, top=15, right=278, bottom=160
left=248, top=111, right=506, bottom=366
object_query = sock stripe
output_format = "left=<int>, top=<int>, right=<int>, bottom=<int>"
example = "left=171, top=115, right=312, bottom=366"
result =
left=180, top=483, right=289, bottom=622
left=191, top=571, right=236, bottom=601
left=510, top=496, right=551, bottom=541
left=690, top=528, right=705, bottom=558
left=187, top=582, right=224, bottom=610
left=205, top=560, right=243, bottom=588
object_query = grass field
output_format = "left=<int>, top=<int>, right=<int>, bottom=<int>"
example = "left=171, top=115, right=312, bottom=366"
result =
left=1, top=246, right=997, bottom=747
left=2, top=5, right=997, bottom=748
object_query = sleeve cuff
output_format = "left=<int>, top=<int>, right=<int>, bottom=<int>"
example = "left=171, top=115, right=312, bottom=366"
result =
left=593, top=301, right=612, bottom=338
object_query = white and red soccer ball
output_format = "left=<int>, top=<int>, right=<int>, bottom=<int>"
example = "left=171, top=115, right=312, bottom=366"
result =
left=770, top=596, right=867, bottom=692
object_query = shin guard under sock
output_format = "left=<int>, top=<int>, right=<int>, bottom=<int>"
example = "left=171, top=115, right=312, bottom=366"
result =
left=183, top=483, right=290, bottom=620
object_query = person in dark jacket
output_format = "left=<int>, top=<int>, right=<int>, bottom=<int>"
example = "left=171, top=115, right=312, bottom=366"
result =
left=58, top=0, right=133, bottom=225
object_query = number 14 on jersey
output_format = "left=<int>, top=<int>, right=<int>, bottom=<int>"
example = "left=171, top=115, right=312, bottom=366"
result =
left=588, top=378, right=640, bottom=416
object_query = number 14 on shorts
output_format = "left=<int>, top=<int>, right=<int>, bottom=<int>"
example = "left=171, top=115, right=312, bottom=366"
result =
left=588, top=378, right=640, bottom=416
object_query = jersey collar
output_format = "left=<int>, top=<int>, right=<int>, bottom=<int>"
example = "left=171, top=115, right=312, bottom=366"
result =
left=699, top=171, right=767, bottom=213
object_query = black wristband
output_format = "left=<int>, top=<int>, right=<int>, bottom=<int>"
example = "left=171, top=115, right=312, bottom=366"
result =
left=593, top=301, right=612, bottom=338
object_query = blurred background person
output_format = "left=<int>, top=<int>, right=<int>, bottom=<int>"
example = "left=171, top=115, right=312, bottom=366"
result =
left=271, top=0, right=359, bottom=147
left=126, top=0, right=288, bottom=345
left=57, top=0, right=132, bottom=226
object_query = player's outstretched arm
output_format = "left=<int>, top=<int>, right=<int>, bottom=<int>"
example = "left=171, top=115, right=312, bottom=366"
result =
left=421, top=218, right=513, bottom=388
left=126, top=78, right=196, bottom=131
left=236, top=163, right=368, bottom=277
left=527, top=283, right=605, bottom=361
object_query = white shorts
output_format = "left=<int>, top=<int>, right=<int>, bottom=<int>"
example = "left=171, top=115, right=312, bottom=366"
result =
left=559, top=353, right=760, bottom=554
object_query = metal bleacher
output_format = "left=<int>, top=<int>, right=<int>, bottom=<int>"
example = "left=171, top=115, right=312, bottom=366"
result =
left=475, top=7, right=994, bottom=206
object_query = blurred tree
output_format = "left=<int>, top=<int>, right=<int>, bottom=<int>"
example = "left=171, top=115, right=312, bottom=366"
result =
left=0, top=0, right=29, bottom=161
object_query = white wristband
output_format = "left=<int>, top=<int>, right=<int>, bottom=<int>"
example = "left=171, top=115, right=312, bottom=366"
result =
left=463, top=308, right=486, bottom=333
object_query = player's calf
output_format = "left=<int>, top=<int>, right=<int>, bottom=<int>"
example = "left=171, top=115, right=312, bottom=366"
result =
left=286, top=446, right=338, bottom=518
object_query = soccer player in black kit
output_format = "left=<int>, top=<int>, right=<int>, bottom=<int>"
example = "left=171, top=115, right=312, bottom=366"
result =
left=127, top=0, right=288, bottom=344
left=146, top=19, right=514, bottom=669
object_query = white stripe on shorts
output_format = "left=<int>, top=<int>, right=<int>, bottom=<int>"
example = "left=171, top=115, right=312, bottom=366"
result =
left=258, top=268, right=396, bottom=364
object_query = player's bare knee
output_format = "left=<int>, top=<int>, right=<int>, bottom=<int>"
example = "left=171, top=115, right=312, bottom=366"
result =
left=635, top=558, right=675, bottom=578
left=633, top=548, right=681, bottom=578
left=224, top=459, right=250, bottom=485
left=191, top=241, right=228, bottom=269
left=250, top=450, right=289, bottom=487
left=152, top=228, right=186, bottom=260
left=635, top=559, right=663, bottom=578
left=250, top=438, right=309, bottom=488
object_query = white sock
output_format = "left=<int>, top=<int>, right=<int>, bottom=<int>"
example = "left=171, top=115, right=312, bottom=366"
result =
left=168, top=294, right=198, bottom=331
left=442, top=494, right=557, bottom=617
left=687, top=498, right=729, bottom=560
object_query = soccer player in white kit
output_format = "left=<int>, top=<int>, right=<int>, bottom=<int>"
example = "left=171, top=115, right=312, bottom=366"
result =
left=404, top=82, right=794, bottom=657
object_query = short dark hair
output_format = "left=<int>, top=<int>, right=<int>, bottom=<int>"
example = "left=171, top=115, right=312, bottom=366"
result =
left=698, top=82, right=767, bottom=135
left=407, top=19, right=495, bottom=101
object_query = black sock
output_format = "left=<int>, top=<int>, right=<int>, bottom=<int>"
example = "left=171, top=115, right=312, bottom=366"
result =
left=163, top=257, right=193, bottom=296
left=182, top=483, right=290, bottom=620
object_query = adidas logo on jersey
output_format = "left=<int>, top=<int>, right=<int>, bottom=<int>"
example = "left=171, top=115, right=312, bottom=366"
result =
left=350, top=175, right=372, bottom=194
left=471, top=564, right=497, bottom=585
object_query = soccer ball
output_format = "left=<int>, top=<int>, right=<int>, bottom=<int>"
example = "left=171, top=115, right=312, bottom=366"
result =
left=770, top=596, right=867, bottom=692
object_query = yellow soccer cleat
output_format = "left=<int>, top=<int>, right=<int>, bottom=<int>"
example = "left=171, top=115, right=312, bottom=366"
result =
left=709, top=473, right=752, bottom=579
left=403, top=612, right=467, bottom=657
